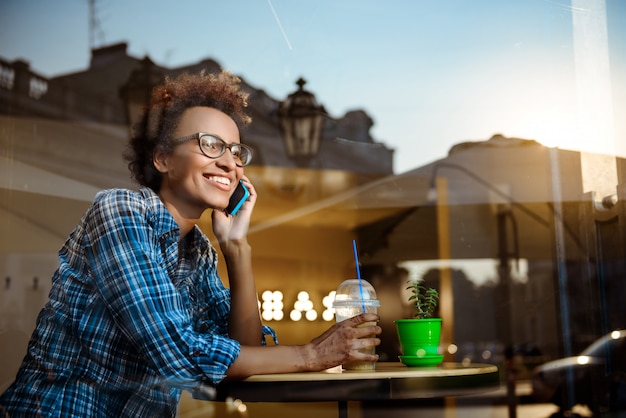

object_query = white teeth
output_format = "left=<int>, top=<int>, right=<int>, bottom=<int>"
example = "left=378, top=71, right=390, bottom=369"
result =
left=208, top=176, right=231, bottom=186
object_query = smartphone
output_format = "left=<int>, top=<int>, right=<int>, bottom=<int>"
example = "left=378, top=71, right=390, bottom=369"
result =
left=225, top=180, right=250, bottom=216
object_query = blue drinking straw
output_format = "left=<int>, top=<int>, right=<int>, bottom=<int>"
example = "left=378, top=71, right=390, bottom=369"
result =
left=352, top=239, right=366, bottom=313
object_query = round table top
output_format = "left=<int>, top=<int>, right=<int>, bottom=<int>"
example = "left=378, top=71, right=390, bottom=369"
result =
left=215, top=362, right=501, bottom=402
left=241, top=361, right=497, bottom=381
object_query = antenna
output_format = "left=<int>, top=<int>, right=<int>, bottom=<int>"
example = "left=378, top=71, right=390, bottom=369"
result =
left=89, top=0, right=96, bottom=49
left=88, top=0, right=105, bottom=50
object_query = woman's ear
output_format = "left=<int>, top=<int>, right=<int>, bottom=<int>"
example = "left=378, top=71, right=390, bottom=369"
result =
left=153, top=149, right=169, bottom=174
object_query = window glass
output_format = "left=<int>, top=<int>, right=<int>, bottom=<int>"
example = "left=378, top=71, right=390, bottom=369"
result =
left=1, top=1, right=624, bottom=416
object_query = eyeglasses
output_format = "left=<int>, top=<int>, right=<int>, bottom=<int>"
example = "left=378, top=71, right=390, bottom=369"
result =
left=171, top=133, right=253, bottom=167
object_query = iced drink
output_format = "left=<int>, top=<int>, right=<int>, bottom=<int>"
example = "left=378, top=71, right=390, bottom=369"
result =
left=333, top=279, right=380, bottom=370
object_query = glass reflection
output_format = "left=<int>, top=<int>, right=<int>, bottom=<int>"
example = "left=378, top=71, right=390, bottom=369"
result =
left=1, top=0, right=625, bottom=416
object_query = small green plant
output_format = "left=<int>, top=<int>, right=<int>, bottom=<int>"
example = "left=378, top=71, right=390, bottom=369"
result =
left=407, top=279, right=439, bottom=319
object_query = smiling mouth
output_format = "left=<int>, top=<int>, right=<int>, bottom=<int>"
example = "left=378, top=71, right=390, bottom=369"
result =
left=205, top=175, right=231, bottom=185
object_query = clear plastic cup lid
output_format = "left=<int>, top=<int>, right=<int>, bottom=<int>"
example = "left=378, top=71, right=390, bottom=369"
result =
left=333, top=278, right=379, bottom=307
left=333, top=299, right=380, bottom=307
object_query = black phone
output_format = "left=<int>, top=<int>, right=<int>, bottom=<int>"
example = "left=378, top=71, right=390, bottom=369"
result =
left=225, top=180, right=250, bottom=216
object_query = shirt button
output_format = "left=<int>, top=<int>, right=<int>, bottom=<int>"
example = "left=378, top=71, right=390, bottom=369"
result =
left=193, top=350, right=201, bottom=356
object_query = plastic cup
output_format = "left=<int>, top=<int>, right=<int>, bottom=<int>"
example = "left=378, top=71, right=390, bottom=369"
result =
left=333, top=279, right=380, bottom=370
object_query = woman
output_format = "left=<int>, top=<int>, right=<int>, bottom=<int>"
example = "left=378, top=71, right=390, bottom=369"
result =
left=0, top=71, right=380, bottom=417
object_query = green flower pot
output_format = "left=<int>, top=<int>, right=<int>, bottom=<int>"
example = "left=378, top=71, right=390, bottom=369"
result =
left=395, top=318, right=443, bottom=367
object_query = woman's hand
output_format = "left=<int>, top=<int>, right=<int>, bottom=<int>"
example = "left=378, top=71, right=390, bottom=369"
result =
left=305, top=313, right=382, bottom=370
left=212, top=176, right=256, bottom=247
left=225, top=314, right=381, bottom=379
left=212, top=177, right=262, bottom=344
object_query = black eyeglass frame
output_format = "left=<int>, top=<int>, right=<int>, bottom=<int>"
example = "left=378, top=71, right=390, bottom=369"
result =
left=171, top=132, right=253, bottom=167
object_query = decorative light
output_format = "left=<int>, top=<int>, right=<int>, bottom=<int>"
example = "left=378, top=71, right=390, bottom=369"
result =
left=322, top=310, right=335, bottom=322
left=258, top=289, right=344, bottom=321
left=322, top=291, right=336, bottom=321
left=290, top=310, right=302, bottom=322
left=277, top=78, right=326, bottom=163
left=290, top=290, right=318, bottom=321
left=260, top=290, right=284, bottom=321
left=303, top=300, right=313, bottom=311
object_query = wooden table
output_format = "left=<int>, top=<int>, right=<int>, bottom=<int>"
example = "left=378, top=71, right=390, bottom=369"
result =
left=216, top=362, right=500, bottom=418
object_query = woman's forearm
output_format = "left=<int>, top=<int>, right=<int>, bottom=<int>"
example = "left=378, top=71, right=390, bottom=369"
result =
left=225, top=314, right=382, bottom=379
left=225, top=344, right=317, bottom=380
left=222, top=238, right=263, bottom=345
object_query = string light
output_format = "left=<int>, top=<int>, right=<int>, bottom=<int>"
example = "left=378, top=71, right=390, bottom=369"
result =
left=260, top=290, right=284, bottom=321
left=260, top=289, right=338, bottom=321
left=322, top=291, right=336, bottom=321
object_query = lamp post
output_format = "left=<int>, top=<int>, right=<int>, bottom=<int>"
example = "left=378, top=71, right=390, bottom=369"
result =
left=119, top=56, right=163, bottom=136
left=277, top=78, right=326, bottom=164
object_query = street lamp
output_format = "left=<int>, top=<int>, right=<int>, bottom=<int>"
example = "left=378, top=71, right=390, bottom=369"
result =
left=119, top=56, right=163, bottom=136
left=277, top=78, right=326, bottom=163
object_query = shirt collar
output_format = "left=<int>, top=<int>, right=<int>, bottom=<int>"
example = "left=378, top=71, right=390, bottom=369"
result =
left=139, top=187, right=212, bottom=255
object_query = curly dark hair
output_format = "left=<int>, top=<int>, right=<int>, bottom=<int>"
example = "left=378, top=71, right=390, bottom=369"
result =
left=124, top=70, right=251, bottom=191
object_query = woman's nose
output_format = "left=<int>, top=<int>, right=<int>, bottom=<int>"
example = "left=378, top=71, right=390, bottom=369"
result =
left=215, top=148, right=238, bottom=169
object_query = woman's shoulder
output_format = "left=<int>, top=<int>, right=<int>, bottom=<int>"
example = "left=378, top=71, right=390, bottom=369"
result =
left=88, top=187, right=164, bottom=220
left=84, top=187, right=176, bottom=235
left=92, top=187, right=157, bottom=208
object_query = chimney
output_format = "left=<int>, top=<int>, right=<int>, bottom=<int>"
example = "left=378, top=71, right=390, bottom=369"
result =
left=90, top=42, right=129, bottom=68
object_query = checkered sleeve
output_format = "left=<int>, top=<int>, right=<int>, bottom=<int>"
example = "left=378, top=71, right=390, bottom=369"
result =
left=83, top=190, right=240, bottom=387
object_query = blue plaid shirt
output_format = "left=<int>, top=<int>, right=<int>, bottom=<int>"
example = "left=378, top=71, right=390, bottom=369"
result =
left=0, top=188, right=276, bottom=417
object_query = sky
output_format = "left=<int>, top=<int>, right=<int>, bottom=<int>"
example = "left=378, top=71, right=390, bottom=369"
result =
left=1, top=0, right=625, bottom=173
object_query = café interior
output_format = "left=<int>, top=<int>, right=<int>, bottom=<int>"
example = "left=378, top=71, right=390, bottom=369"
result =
left=1, top=1, right=625, bottom=417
